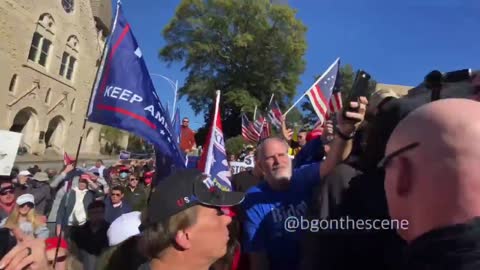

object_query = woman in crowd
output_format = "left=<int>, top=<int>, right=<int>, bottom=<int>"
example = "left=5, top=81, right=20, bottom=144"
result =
left=0, top=193, right=49, bottom=239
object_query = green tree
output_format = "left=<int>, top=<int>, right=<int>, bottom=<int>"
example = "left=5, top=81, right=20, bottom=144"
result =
left=225, top=135, right=245, bottom=156
left=160, top=0, right=307, bottom=138
left=301, top=64, right=377, bottom=126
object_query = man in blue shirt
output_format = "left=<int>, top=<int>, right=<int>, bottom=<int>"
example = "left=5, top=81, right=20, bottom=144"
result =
left=241, top=97, right=367, bottom=270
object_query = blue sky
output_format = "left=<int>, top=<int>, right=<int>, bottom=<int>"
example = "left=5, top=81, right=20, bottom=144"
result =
left=115, top=0, right=480, bottom=130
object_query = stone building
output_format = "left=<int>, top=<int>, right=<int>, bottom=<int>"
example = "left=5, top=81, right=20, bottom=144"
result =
left=0, top=0, right=127, bottom=156
left=375, top=83, right=412, bottom=97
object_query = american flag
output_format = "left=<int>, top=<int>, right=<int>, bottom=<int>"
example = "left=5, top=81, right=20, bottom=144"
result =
left=328, top=68, right=343, bottom=113
left=241, top=114, right=259, bottom=143
left=267, top=99, right=283, bottom=130
left=306, top=58, right=340, bottom=125
left=255, top=113, right=270, bottom=139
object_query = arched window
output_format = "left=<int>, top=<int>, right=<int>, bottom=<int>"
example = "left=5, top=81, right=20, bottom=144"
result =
left=59, top=35, right=79, bottom=81
left=28, top=14, right=55, bottom=67
left=9, top=74, right=17, bottom=92
left=62, top=0, right=74, bottom=13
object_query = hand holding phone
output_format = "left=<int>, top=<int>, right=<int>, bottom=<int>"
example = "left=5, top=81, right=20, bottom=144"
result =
left=343, top=70, right=371, bottom=121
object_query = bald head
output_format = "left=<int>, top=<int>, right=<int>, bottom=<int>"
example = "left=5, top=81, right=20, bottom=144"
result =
left=385, top=99, right=480, bottom=242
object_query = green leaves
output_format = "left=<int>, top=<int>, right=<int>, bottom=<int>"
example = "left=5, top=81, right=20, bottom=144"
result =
left=160, top=0, right=307, bottom=138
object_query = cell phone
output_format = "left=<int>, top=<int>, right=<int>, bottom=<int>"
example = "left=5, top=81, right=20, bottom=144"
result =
left=343, top=70, right=371, bottom=120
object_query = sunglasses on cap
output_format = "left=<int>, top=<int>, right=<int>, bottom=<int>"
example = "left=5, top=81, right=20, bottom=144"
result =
left=0, top=187, right=14, bottom=196
left=19, top=202, right=34, bottom=208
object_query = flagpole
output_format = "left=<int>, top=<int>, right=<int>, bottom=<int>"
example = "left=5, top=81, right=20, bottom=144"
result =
left=268, top=93, right=275, bottom=107
left=53, top=2, right=120, bottom=268
left=253, top=105, right=257, bottom=120
left=172, top=80, right=178, bottom=122
left=204, top=90, right=221, bottom=175
left=283, top=57, right=340, bottom=117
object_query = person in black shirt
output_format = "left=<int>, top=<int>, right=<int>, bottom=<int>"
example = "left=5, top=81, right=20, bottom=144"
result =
left=71, top=200, right=110, bottom=270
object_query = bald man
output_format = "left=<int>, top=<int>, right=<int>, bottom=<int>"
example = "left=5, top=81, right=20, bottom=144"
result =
left=384, top=98, right=480, bottom=269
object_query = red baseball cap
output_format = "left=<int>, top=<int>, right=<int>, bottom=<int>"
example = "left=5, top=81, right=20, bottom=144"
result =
left=306, top=130, right=323, bottom=142
left=45, top=237, right=68, bottom=251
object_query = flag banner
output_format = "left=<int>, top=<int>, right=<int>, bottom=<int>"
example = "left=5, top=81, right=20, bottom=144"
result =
left=0, top=131, right=22, bottom=176
left=119, top=150, right=131, bottom=160
left=87, top=3, right=185, bottom=184
left=255, top=113, right=270, bottom=139
left=328, top=67, right=343, bottom=113
left=267, top=99, right=283, bottom=130
left=241, top=113, right=259, bottom=143
left=306, top=58, right=340, bottom=125
left=229, top=161, right=254, bottom=175
left=198, top=91, right=232, bottom=191
left=63, top=151, right=74, bottom=166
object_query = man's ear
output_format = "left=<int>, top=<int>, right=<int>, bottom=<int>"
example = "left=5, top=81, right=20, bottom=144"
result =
left=174, top=229, right=192, bottom=250
left=396, top=157, right=413, bottom=197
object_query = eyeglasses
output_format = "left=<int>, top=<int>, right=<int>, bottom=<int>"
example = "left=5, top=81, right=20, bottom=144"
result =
left=377, top=142, right=420, bottom=169
left=111, top=193, right=122, bottom=197
left=19, top=202, right=34, bottom=208
left=129, top=178, right=138, bottom=181
left=0, top=188, right=14, bottom=196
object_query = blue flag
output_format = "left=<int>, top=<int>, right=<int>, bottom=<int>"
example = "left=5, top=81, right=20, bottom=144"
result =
left=87, top=3, right=185, bottom=184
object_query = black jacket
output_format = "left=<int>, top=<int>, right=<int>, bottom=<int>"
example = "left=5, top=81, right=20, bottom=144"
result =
left=403, top=217, right=480, bottom=270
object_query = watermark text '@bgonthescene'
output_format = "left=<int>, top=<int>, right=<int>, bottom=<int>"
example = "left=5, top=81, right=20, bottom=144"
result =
left=284, top=216, right=409, bottom=233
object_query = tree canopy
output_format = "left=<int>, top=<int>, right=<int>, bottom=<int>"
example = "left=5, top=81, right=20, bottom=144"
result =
left=160, top=0, right=307, bottom=138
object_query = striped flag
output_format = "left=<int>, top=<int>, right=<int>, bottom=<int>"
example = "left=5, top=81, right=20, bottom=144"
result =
left=328, top=68, right=343, bottom=113
left=255, top=113, right=270, bottom=139
left=306, top=58, right=340, bottom=125
left=63, top=152, right=74, bottom=165
left=241, top=114, right=259, bottom=143
left=267, top=99, right=283, bottom=130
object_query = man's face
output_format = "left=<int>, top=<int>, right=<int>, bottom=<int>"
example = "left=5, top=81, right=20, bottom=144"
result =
left=78, top=180, right=88, bottom=190
left=298, top=132, right=307, bottom=147
left=182, top=118, right=189, bottom=127
left=128, top=176, right=139, bottom=188
left=95, top=161, right=102, bottom=168
left=259, top=139, right=292, bottom=187
left=186, top=206, right=232, bottom=261
left=18, top=175, right=28, bottom=185
left=0, top=183, right=15, bottom=205
left=111, top=190, right=124, bottom=204
left=88, top=207, right=105, bottom=224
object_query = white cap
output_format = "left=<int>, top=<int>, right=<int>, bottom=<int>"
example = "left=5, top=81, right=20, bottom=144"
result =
left=107, top=211, right=141, bottom=246
left=18, top=170, right=32, bottom=176
left=16, top=194, right=34, bottom=205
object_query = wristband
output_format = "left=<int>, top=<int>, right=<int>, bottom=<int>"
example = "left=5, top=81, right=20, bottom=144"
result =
left=335, top=128, right=355, bottom=140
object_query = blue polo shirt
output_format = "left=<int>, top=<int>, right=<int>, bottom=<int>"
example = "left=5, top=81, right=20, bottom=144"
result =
left=241, top=163, right=320, bottom=270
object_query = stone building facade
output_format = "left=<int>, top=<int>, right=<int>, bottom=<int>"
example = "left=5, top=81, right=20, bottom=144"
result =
left=0, top=0, right=127, bottom=155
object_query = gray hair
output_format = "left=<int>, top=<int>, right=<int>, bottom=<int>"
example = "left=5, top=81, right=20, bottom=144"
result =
left=256, top=136, right=290, bottom=160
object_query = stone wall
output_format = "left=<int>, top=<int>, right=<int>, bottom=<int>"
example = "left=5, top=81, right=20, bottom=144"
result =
left=0, top=0, right=112, bottom=155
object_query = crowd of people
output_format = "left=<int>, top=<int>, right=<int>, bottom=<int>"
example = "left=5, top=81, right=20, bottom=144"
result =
left=0, top=70, right=479, bottom=270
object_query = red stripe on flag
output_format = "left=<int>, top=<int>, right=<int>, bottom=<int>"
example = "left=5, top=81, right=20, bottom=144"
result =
left=315, top=85, right=330, bottom=109
left=97, top=104, right=156, bottom=129
left=307, top=85, right=327, bottom=117
left=98, top=24, right=132, bottom=98
left=111, top=24, right=131, bottom=57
